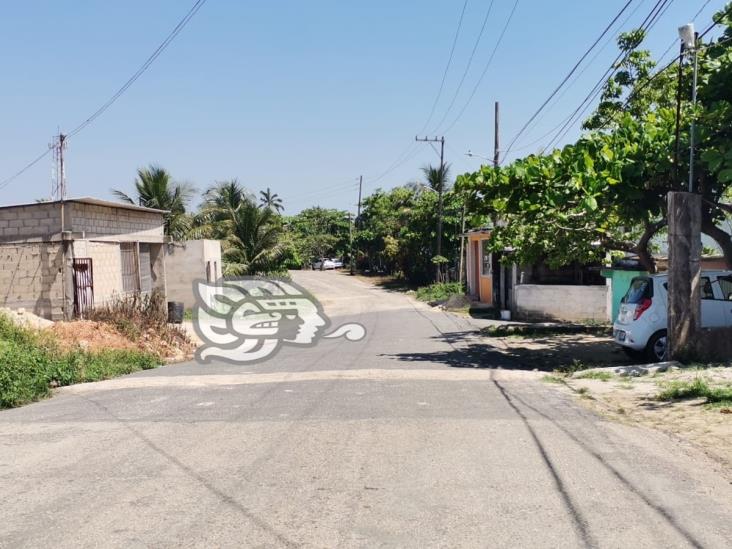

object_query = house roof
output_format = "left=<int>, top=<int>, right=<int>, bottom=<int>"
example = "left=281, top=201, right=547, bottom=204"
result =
left=0, top=196, right=168, bottom=214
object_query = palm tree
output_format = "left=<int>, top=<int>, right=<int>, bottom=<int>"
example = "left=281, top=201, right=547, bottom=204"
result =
left=192, top=179, right=255, bottom=239
left=259, top=187, right=284, bottom=213
left=113, top=165, right=194, bottom=240
left=223, top=200, right=285, bottom=275
left=421, top=163, right=452, bottom=194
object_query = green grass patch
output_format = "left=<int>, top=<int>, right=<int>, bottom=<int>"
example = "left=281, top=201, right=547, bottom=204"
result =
left=542, top=374, right=566, bottom=384
left=575, top=370, right=613, bottom=382
left=415, top=282, right=464, bottom=303
left=657, top=377, right=732, bottom=408
left=0, top=313, right=161, bottom=409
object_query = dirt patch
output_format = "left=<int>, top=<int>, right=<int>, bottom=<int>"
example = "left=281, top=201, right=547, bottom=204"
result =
left=44, top=320, right=194, bottom=362
left=552, top=366, right=732, bottom=475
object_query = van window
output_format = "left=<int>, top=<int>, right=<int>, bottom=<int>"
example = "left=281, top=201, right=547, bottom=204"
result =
left=717, top=275, right=732, bottom=300
left=622, top=277, right=652, bottom=304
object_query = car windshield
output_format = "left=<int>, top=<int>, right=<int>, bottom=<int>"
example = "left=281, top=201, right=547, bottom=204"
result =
left=623, top=277, right=652, bottom=304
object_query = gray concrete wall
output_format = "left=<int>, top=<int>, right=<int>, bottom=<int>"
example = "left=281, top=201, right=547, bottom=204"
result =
left=0, top=242, right=65, bottom=320
left=0, top=202, right=62, bottom=243
left=0, top=201, right=164, bottom=244
left=68, top=202, right=164, bottom=243
left=165, top=240, right=222, bottom=310
left=514, top=284, right=609, bottom=322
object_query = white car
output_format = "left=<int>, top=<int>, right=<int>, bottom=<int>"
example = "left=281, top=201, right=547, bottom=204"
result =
left=331, top=258, right=344, bottom=269
left=312, top=258, right=336, bottom=270
left=613, top=270, right=732, bottom=362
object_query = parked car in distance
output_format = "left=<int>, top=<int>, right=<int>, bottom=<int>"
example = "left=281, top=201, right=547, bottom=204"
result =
left=331, top=258, right=344, bottom=269
left=312, top=258, right=336, bottom=270
left=613, top=270, right=732, bottom=362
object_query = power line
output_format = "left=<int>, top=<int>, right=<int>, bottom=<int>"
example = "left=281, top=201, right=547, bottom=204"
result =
left=419, top=0, right=470, bottom=134
left=68, top=0, right=207, bottom=137
left=362, top=1, right=472, bottom=187
left=430, top=0, right=496, bottom=133
left=539, top=0, right=675, bottom=154
left=0, top=0, right=207, bottom=192
left=439, top=0, right=520, bottom=135
left=511, top=0, right=649, bottom=150
left=0, top=148, right=52, bottom=192
left=501, top=0, right=637, bottom=160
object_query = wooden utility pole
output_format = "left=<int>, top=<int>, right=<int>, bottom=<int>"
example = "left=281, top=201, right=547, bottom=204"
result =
left=494, top=101, right=500, bottom=167
left=350, top=176, right=363, bottom=276
left=415, top=136, right=445, bottom=282
left=667, top=191, right=702, bottom=359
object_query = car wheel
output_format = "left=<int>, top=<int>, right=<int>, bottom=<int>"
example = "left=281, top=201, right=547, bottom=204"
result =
left=644, top=330, right=667, bottom=363
left=622, top=347, right=644, bottom=361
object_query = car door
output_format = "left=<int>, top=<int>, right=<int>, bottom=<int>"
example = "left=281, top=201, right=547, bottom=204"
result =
left=701, top=276, right=728, bottom=328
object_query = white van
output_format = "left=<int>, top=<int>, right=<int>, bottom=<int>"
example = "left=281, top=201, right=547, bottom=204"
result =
left=613, top=271, right=732, bottom=362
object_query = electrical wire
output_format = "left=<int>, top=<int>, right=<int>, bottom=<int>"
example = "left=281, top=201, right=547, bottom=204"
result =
left=440, top=0, right=520, bottom=136
left=501, top=0, right=637, bottom=160
left=0, top=148, right=52, bottom=192
left=0, top=0, right=207, bottom=192
left=539, top=0, right=675, bottom=154
left=68, top=0, right=207, bottom=137
left=430, top=0, right=496, bottom=133
left=360, top=1, right=472, bottom=187
left=418, top=0, right=469, bottom=134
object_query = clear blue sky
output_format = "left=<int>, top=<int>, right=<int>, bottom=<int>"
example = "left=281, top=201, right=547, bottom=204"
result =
left=0, top=0, right=723, bottom=213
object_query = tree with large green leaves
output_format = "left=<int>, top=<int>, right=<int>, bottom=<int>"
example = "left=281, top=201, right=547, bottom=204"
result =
left=113, top=164, right=194, bottom=240
left=458, top=6, right=732, bottom=272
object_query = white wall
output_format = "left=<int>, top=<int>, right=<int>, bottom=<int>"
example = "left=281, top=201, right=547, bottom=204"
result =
left=514, top=284, right=609, bottom=322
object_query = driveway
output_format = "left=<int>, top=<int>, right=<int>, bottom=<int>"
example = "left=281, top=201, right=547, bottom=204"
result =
left=1, top=271, right=731, bottom=548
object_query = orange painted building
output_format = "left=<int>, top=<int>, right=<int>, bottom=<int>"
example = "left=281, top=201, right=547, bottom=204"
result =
left=465, top=228, right=494, bottom=304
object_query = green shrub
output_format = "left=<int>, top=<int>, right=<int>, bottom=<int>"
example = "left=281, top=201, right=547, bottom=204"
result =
left=415, top=282, right=464, bottom=302
left=0, top=313, right=161, bottom=409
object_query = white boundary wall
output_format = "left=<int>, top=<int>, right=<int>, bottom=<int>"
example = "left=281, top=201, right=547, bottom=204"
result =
left=514, top=284, right=609, bottom=322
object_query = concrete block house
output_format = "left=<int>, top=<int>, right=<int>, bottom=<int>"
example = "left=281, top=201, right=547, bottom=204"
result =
left=0, top=198, right=167, bottom=320
left=465, top=226, right=610, bottom=322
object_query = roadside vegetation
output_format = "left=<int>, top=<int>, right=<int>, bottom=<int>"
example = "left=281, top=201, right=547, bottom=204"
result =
left=415, top=282, right=464, bottom=303
left=657, top=376, right=732, bottom=408
left=0, top=313, right=160, bottom=408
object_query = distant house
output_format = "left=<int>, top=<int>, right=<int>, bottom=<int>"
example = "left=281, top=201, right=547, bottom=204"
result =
left=465, top=226, right=610, bottom=322
left=0, top=197, right=167, bottom=320
left=165, top=239, right=222, bottom=310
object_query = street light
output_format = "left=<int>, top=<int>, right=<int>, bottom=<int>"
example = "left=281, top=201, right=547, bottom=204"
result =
left=678, top=23, right=699, bottom=193
left=465, top=150, right=492, bottom=162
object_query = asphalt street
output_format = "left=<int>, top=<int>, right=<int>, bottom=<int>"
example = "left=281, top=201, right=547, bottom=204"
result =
left=1, top=271, right=731, bottom=548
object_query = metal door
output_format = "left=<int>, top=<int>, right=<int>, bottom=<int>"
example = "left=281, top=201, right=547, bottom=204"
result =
left=72, top=258, right=94, bottom=318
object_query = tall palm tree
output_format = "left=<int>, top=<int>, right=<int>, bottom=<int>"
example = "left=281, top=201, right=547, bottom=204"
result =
left=113, top=165, right=194, bottom=240
left=421, top=163, right=452, bottom=194
left=223, top=200, right=285, bottom=275
left=259, top=187, right=284, bottom=213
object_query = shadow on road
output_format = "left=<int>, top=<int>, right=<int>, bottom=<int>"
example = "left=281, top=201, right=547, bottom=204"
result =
left=382, top=330, right=632, bottom=372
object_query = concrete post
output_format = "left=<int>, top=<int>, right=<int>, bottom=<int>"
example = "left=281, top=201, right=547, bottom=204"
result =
left=667, top=192, right=702, bottom=359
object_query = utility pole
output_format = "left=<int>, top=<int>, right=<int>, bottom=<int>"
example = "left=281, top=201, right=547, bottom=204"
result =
left=415, top=136, right=445, bottom=282
left=51, top=132, right=71, bottom=319
left=494, top=101, right=500, bottom=167
left=350, top=176, right=363, bottom=276
left=674, top=41, right=685, bottom=187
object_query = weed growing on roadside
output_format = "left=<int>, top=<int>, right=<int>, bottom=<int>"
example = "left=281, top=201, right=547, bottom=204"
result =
left=657, top=377, right=732, bottom=409
left=575, top=370, right=613, bottom=382
left=0, top=313, right=160, bottom=409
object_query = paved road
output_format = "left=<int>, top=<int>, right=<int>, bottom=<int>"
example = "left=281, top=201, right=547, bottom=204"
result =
left=2, top=271, right=731, bottom=548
